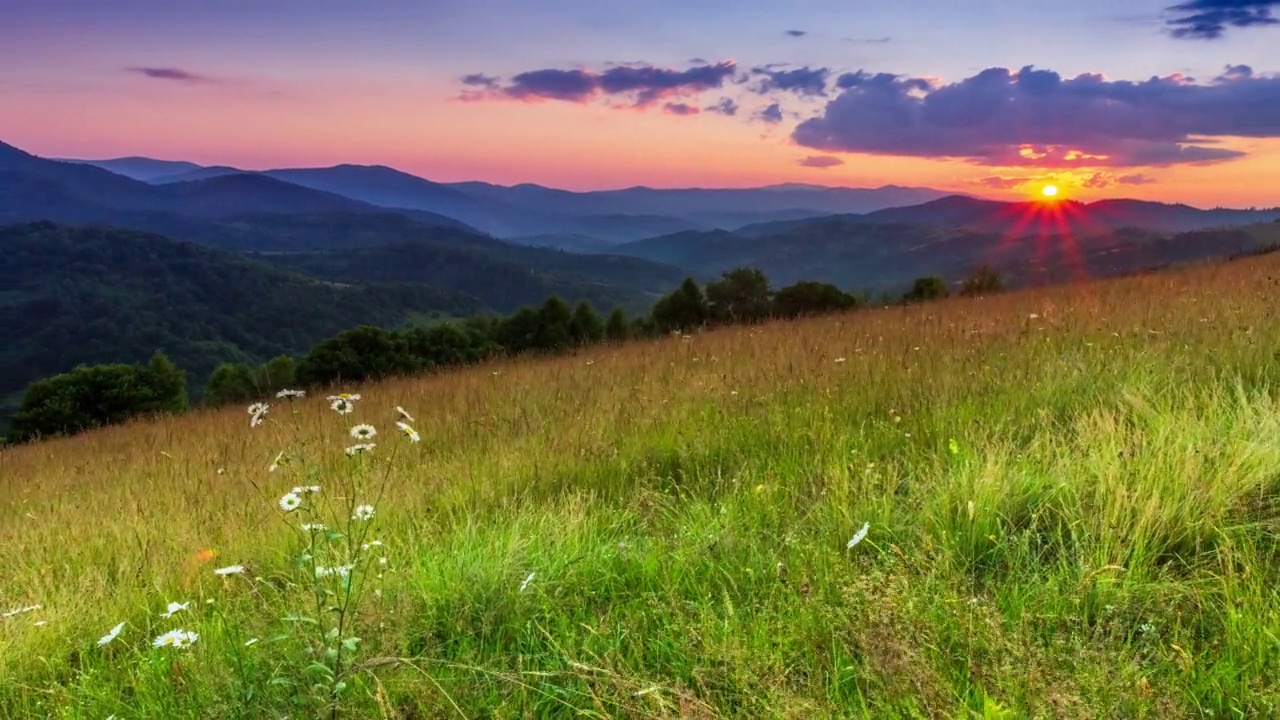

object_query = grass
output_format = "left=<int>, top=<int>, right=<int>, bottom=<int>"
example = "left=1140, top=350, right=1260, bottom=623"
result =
left=3, top=253, right=1280, bottom=718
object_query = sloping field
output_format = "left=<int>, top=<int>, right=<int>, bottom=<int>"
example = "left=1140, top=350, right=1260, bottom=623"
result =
left=3, top=255, right=1280, bottom=718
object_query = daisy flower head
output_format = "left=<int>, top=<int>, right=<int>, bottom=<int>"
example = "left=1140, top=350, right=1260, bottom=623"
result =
left=396, top=421, right=420, bottom=443
left=345, top=443, right=376, bottom=457
left=327, top=393, right=361, bottom=402
left=247, top=402, right=269, bottom=416
left=213, top=564, right=244, bottom=576
left=300, top=522, right=328, bottom=532
left=98, top=621, right=126, bottom=647
left=160, top=601, right=189, bottom=618
left=153, top=629, right=199, bottom=649
left=330, top=398, right=355, bottom=415
left=275, top=389, right=306, bottom=399
left=291, top=485, right=321, bottom=495
left=352, top=504, right=375, bottom=521
left=396, top=406, right=414, bottom=422
left=350, top=423, right=377, bottom=441
left=279, top=492, right=302, bottom=513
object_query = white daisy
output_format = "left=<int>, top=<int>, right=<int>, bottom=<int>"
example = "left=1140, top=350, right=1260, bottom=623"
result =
left=395, top=421, right=420, bottom=443
left=98, top=621, right=126, bottom=647
left=275, top=389, right=306, bottom=399
left=300, top=522, right=328, bottom=532
left=152, top=628, right=199, bottom=649
left=361, top=539, right=383, bottom=551
left=279, top=492, right=302, bottom=512
left=250, top=413, right=266, bottom=428
left=160, top=601, right=189, bottom=618
left=345, top=443, right=376, bottom=456
left=327, top=393, right=362, bottom=402
left=352, top=504, right=375, bottom=521
left=330, top=398, right=355, bottom=415
left=350, top=424, right=377, bottom=440
left=847, top=521, right=870, bottom=549
left=395, top=406, right=414, bottom=422
left=291, top=485, right=321, bottom=495
left=247, top=402, right=269, bottom=416
left=214, top=564, right=244, bottom=576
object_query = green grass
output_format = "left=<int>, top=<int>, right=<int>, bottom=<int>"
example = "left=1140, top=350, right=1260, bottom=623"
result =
left=3, top=255, right=1280, bottom=718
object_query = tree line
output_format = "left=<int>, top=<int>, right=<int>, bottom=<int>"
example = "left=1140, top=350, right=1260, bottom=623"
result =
left=5, top=266, right=1002, bottom=444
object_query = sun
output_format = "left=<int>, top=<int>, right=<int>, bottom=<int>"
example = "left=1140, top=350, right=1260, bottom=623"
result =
left=1041, top=184, right=1060, bottom=199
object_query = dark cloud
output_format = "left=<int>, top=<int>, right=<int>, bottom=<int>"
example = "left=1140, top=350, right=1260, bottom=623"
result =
left=785, top=29, right=807, bottom=37
left=797, top=155, right=844, bottom=168
left=471, top=61, right=736, bottom=106
left=1164, top=0, right=1280, bottom=39
left=844, top=36, right=893, bottom=44
left=793, top=64, right=1280, bottom=167
left=758, top=103, right=784, bottom=124
left=705, top=97, right=739, bottom=116
left=125, top=67, right=213, bottom=83
left=664, top=102, right=700, bottom=115
left=752, top=66, right=830, bottom=97
left=460, top=73, right=499, bottom=89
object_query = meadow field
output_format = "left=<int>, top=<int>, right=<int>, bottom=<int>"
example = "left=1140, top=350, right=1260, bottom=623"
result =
left=3, top=253, right=1280, bottom=719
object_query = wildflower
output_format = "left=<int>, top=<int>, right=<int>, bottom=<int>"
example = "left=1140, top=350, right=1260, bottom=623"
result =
left=214, top=564, right=244, bottom=576
left=396, top=406, right=414, bottom=422
left=98, top=621, right=126, bottom=647
left=291, top=485, right=320, bottom=495
left=268, top=450, right=285, bottom=473
left=345, top=443, right=375, bottom=456
left=396, top=421, right=420, bottom=443
left=378, top=557, right=388, bottom=566
left=352, top=504, right=375, bottom=521
left=327, top=393, right=362, bottom=402
left=316, top=564, right=353, bottom=579
left=160, top=601, right=189, bottom=618
left=300, top=522, right=328, bottom=532
left=279, top=492, right=302, bottom=513
left=275, top=389, right=306, bottom=399
left=847, top=521, right=870, bottom=549
left=834, top=357, right=847, bottom=363
left=350, top=424, right=377, bottom=441
left=519, top=572, right=536, bottom=593
left=247, top=402, right=269, bottom=416
left=34, top=620, right=46, bottom=627
left=250, top=413, right=266, bottom=428
left=361, top=539, right=384, bottom=551
left=331, top=398, right=355, bottom=415
left=152, top=629, right=199, bottom=649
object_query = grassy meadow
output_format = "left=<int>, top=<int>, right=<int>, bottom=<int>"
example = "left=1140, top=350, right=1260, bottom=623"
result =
left=3, top=253, right=1280, bottom=718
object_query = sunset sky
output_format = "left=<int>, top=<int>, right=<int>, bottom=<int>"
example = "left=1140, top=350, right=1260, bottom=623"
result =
left=3, top=0, right=1280, bottom=207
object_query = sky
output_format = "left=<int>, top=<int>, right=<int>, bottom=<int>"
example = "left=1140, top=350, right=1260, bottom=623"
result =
left=3, top=0, right=1280, bottom=207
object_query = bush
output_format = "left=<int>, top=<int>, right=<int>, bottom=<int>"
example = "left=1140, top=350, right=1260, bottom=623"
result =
left=959, top=265, right=1004, bottom=297
left=605, top=307, right=632, bottom=342
left=773, top=281, right=858, bottom=318
left=902, top=276, right=950, bottom=303
left=8, top=351, right=188, bottom=443
left=651, top=277, right=709, bottom=333
left=569, top=301, right=606, bottom=346
left=706, top=267, right=773, bottom=324
left=297, top=325, right=406, bottom=386
left=204, top=362, right=259, bottom=406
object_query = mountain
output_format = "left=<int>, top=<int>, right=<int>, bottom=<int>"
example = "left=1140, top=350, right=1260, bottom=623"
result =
left=151, top=166, right=246, bottom=184
left=60, top=156, right=203, bottom=182
left=0, top=221, right=484, bottom=422
left=615, top=216, right=1280, bottom=294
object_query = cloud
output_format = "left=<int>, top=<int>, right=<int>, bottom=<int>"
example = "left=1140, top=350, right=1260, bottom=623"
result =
left=798, top=155, right=844, bottom=168
left=785, top=29, right=807, bottom=37
left=468, top=61, right=737, bottom=106
left=793, top=64, right=1280, bottom=168
left=758, top=102, right=784, bottom=124
left=844, top=36, right=893, bottom=44
left=752, top=66, right=831, bottom=97
left=1081, top=172, right=1160, bottom=188
left=974, top=176, right=1028, bottom=189
left=705, top=97, right=739, bottom=116
left=1164, top=0, right=1280, bottom=39
left=125, top=67, right=213, bottom=84
left=664, top=102, right=700, bottom=115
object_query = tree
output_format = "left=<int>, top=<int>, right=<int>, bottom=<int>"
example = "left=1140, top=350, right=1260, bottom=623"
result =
left=959, top=265, right=1004, bottom=297
left=772, top=280, right=858, bottom=318
left=203, top=362, right=258, bottom=406
left=605, top=307, right=632, bottom=342
left=706, top=267, right=773, bottom=324
left=257, top=355, right=298, bottom=392
left=902, top=276, right=950, bottom=303
left=500, top=307, right=541, bottom=354
left=651, top=277, right=709, bottom=333
left=533, top=295, right=574, bottom=351
left=141, top=350, right=188, bottom=413
left=297, top=325, right=405, bottom=386
left=568, top=301, right=606, bottom=345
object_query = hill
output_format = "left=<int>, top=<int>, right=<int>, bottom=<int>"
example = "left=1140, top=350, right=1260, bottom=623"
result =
left=58, top=156, right=202, bottom=182
left=4, top=248, right=1280, bottom=717
left=0, top=221, right=482, bottom=422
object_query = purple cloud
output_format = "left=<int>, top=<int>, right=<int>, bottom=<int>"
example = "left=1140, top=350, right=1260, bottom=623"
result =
left=664, top=102, right=700, bottom=115
left=470, top=61, right=737, bottom=106
left=785, top=29, right=807, bottom=37
left=798, top=155, right=844, bottom=168
left=125, top=67, right=213, bottom=84
left=752, top=66, right=831, bottom=97
left=758, top=103, right=784, bottom=124
left=705, top=97, right=739, bottom=116
left=974, top=176, right=1027, bottom=189
left=1164, top=0, right=1280, bottom=39
left=793, top=64, right=1280, bottom=167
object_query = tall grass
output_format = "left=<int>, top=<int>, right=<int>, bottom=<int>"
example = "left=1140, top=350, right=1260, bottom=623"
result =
left=3, top=255, right=1280, bottom=717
